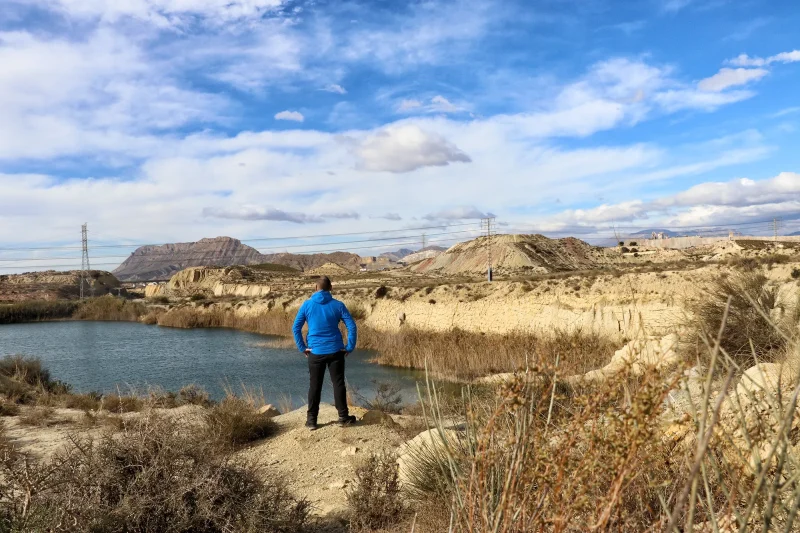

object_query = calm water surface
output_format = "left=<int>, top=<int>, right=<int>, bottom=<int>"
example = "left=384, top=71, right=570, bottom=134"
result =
left=0, top=321, right=429, bottom=405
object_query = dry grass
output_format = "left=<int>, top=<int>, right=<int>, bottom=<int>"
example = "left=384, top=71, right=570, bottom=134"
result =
left=0, top=411, right=310, bottom=532
left=692, top=269, right=795, bottom=366
left=72, top=295, right=147, bottom=321
left=203, top=393, right=278, bottom=449
left=0, top=300, right=79, bottom=324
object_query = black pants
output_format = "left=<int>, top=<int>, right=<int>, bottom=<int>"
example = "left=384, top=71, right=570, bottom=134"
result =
left=307, top=351, right=349, bottom=420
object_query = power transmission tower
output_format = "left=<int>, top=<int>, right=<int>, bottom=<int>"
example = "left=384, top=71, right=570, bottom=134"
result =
left=80, top=223, right=92, bottom=299
left=773, top=217, right=783, bottom=241
left=480, top=217, right=496, bottom=282
left=421, top=233, right=427, bottom=250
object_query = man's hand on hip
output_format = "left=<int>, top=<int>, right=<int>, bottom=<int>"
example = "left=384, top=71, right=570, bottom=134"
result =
left=304, top=348, right=312, bottom=357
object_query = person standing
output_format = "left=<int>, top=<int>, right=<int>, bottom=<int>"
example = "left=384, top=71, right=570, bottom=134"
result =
left=292, top=275, right=358, bottom=430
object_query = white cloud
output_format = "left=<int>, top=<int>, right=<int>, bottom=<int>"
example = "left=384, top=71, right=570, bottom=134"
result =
left=728, top=50, right=800, bottom=67
left=397, top=99, right=423, bottom=112
left=654, top=89, right=755, bottom=112
left=203, top=206, right=324, bottom=224
left=354, top=124, right=472, bottom=173
left=697, top=68, right=768, bottom=92
left=375, top=213, right=402, bottom=221
left=21, top=0, right=286, bottom=27
left=274, top=110, right=305, bottom=122
left=423, top=206, right=494, bottom=220
left=662, top=0, right=693, bottom=12
left=430, top=95, right=462, bottom=113
left=323, top=83, right=347, bottom=94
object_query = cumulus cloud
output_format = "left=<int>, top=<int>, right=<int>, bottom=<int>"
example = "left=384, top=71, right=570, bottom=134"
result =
left=202, top=206, right=323, bottom=223
left=354, top=124, right=472, bottom=173
left=20, top=0, right=286, bottom=27
left=698, top=68, right=769, bottom=92
left=397, top=95, right=466, bottom=114
left=728, top=50, right=800, bottom=67
left=323, top=83, right=347, bottom=94
left=423, top=206, right=494, bottom=220
left=274, top=110, right=304, bottom=122
left=322, top=211, right=360, bottom=219
left=654, top=172, right=800, bottom=209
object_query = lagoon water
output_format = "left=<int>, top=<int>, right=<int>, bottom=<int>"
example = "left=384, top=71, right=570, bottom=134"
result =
left=0, top=321, right=427, bottom=406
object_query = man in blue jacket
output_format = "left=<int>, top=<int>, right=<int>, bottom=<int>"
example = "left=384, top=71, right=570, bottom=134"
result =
left=292, top=275, right=358, bottom=430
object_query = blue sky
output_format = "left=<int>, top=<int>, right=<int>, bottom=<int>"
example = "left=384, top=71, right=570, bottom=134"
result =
left=1, top=0, right=800, bottom=269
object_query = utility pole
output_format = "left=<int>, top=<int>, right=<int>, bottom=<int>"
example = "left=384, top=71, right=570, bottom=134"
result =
left=773, top=217, right=783, bottom=241
left=421, top=233, right=427, bottom=250
left=80, top=223, right=92, bottom=298
left=480, top=217, right=496, bottom=282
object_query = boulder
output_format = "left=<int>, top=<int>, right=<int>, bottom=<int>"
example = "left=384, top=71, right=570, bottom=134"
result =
left=360, top=409, right=397, bottom=426
left=570, top=333, right=679, bottom=385
left=257, top=404, right=281, bottom=418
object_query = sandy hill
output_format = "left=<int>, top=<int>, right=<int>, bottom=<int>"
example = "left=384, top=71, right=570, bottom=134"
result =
left=0, top=270, right=120, bottom=302
left=411, top=234, right=607, bottom=275
left=261, top=251, right=361, bottom=272
left=113, top=237, right=265, bottom=282
left=307, top=262, right=352, bottom=276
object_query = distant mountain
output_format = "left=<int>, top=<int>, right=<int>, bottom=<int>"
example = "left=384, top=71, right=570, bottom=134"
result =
left=380, top=248, right=415, bottom=261
left=628, top=229, right=680, bottom=238
left=113, top=237, right=265, bottom=282
left=789, top=231, right=800, bottom=236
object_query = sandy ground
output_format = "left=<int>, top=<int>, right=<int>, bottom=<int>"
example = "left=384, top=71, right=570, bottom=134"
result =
left=242, top=404, right=415, bottom=519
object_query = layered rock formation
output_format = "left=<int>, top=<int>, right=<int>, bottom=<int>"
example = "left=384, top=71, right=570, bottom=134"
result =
left=0, top=270, right=120, bottom=302
left=113, top=237, right=265, bottom=282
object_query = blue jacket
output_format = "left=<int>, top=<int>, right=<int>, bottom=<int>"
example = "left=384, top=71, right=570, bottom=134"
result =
left=292, top=291, right=357, bottom=355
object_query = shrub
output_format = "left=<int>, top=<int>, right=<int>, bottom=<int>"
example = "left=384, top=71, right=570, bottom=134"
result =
left=375, top=285, right=388, bottom=299
left=179, top=384, right=212, bottom=407
left=693, top=270, right=792, bottom=365
left=149, top=295, right=170, bottom=305
left=620, top=246, right=630, bottom=253
left=0, top=356, right=70, bottom=402
left=73, top=295, right=146, bottom=321
left=18, top=406, right=55, bottom=427
left=359, top=380, right=403, bottom=414
left=63, top=391, right=102, bottom=411
left=0, top=401, right=19, bottom=417
left=204, top=394, right=277, bottom=448
left=102, top=393, right=143, bottom=413
left=348, top=303, right=368, bottom=320
left=0, top=412, right=310, bottom=532
left=0, top=300, right=78, bottom=324
left=347, top=453, right=406, bottom=531
left=190, top=293, right=207, bottom=302
left=792, top=267, right=800, bottom=280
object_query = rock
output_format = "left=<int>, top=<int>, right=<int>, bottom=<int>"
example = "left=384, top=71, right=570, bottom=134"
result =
left=569, top=333, right=680, bottom=385
left=328, top=480, right=347, bottom=490
left=360, top=410, right=397, bottom=426
left=257, top=404, right=281, bottom=417
left=397, top=428, right=462, bottom=485
left=340, top=446, right=358, bottom=457
left=397, top=311, right=406, bottom=326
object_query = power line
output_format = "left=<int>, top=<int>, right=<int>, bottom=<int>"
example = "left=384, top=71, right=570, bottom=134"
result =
left=0, top=222, right=478, bottom=252
left=0, top=229, right=480, bottom=263
left=0, top=234, right=471, bottom=271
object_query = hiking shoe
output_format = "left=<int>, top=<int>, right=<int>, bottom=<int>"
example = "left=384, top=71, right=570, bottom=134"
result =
left=305, top=418, right=318, bottom=430
left=338, top=415, right=357, bottom=426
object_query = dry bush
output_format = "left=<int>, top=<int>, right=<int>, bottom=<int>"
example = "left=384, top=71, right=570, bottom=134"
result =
left=347, top=453, right=407, bottom=531
left=0, top=401, right=19, bottom=417
left=179, top=384, right=212, bottom=407
left=204, top=394, right=277, bottom=448
left=102, top=393, right=144, bottom=413
left=0, top=412, right=310, bottom=532
left=18, top=406, right=56, bottom=427
left=63, top=391, right=103, bottom=411
left=693, top=270, right=793, bottom=366
left=0, top=300, right=79, bottom=324
left=72, top=295, right=147, bottom=321
left=357, top=380, right=404, bottom=414
left=0, top=355, right=70, bottom=404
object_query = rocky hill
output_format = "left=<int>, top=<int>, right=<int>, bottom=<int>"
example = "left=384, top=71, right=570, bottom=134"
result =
left=113, top=237, right=265, bottom=282
left=261, top=251, right=362, bottom=272
left=411, top=234, right=607, bottom=275
left=0, top=270, right=120, bottom=302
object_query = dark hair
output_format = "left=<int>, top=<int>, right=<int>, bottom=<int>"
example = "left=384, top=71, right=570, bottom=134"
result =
left=316, top=276, right=332, bottom=292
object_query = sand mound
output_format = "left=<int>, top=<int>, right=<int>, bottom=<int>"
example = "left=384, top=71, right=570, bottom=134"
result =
left=411, top=234, right=606, bottom=275
left=308, top=263, right=352, bottom=276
